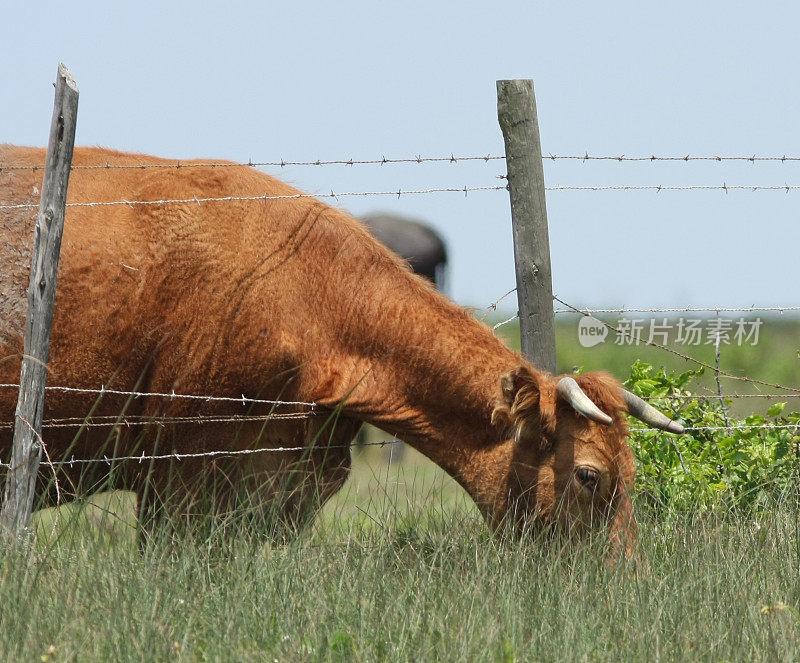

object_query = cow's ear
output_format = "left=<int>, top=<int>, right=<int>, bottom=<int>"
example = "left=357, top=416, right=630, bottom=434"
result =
left=493, top=365, right=557, bottom=445
left=499, top=367, right=523, bottom=406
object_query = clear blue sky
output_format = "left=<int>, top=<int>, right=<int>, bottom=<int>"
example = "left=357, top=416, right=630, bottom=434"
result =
left=2, top=1, right=798, bottom=312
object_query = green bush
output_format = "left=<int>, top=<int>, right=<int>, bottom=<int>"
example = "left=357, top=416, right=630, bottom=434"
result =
left=624, top=360, right=800, bottom=512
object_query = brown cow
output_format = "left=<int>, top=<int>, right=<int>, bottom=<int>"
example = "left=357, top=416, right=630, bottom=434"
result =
left=0, top=146, right=682, bottom=552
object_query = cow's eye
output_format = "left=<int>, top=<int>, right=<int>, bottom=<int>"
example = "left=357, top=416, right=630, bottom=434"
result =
left=576, top=466, right=600, bottom=491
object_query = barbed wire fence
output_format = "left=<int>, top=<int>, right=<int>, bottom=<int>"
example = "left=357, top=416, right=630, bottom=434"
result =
left=4, top=151, right=800, bottom=172
left=1, top=73, right=798, bottom=531
left=6, top=182, right=800, bottom=216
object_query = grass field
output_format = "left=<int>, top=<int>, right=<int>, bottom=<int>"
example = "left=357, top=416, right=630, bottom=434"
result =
left=0, top=315, right=797, bottom=661
left=0, top=445, right=796, bottom=662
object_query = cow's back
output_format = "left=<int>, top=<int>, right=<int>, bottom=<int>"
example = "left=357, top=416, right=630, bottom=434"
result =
left=0, top=145, right=42, bottom=347
left=0, top=146, right=398, bottom=415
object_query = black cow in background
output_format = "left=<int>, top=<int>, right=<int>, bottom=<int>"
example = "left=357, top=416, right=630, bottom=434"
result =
left=360, top=213, right=448, bottom=292
left=358, top=213, right=449, bottom=460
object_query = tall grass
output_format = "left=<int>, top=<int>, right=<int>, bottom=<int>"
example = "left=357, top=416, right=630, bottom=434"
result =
left=0, top=447, right=797, bottom=662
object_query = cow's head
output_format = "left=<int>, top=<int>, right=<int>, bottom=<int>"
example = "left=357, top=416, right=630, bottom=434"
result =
left=492, top=366, right=682, bottom=557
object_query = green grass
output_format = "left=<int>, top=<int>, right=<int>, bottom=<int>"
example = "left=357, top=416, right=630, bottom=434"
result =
left=0, top=445, right=797, bottom=662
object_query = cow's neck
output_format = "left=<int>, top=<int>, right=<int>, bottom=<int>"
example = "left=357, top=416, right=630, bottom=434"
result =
left=303, top=279, right=522, bottom=520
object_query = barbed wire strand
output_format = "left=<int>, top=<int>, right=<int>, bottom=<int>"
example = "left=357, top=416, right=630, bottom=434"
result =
left=0, top=185, right=509, bottom=211
left=546, top=154, right=800, bottom=163
left=0, top=438, right=397, bottom=470
left=1, top=421, right=795, bottom=471
left=4, top=153, right=800, bottom=173
left=634, top=423, right=800, bottom=433
left=6, top=181, right=800, bottom=213
left=0, top=383, right=316, bottom=408
left=644, top=393, right=800, bottom=400
left=480, top=287, right=517, bottom=321
left=0, top=155, right=507, bottom=171
left=544, top=184, right=800, bottom=192
left=2, top=389, right=797, bottom=433
left=489, top=303, right=799, bottom=330
left=0, top=413, right=320, bottom=430
left=493, top=314, right=519, bottom=331
left=553, top=305, right=800, bottom=314
left=17, top=414, right=63, bottom=518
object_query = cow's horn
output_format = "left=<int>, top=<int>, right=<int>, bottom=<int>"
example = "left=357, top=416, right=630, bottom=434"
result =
left=556, top=377, right=613, bottom=426
left=621, top=390, right=685, bottom=434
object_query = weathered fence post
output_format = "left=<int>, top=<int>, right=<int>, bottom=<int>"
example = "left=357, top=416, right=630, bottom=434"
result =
left=0, top=64, right=79, bottom=538
left=496, top=79, right=557, bottom=374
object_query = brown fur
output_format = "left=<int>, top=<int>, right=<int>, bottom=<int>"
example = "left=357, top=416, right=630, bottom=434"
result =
left=0, top=145, right=637, bottom=551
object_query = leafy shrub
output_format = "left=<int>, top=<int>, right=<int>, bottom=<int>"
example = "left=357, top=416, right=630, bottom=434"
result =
left=624, top=361, right=800, bottom=512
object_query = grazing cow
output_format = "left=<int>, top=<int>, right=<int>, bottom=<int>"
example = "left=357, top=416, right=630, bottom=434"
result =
left=0, top=146, right=682, bottom=553
left=360, top=213, right=447, bottom=291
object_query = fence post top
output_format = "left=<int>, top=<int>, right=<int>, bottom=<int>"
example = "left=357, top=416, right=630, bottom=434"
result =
left=57, top=63, right=79, bottom=93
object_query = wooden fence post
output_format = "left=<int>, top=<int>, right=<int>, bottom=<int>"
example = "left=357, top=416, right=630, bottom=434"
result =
left=0, top=64, right=79, bottom=538
left=496, top=79, right=557, bottom=374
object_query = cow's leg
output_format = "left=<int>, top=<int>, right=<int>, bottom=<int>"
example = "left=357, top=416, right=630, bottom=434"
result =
left=132, top=417, right=362, bottom=546
left=262, top=417, right=361, bottom=537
